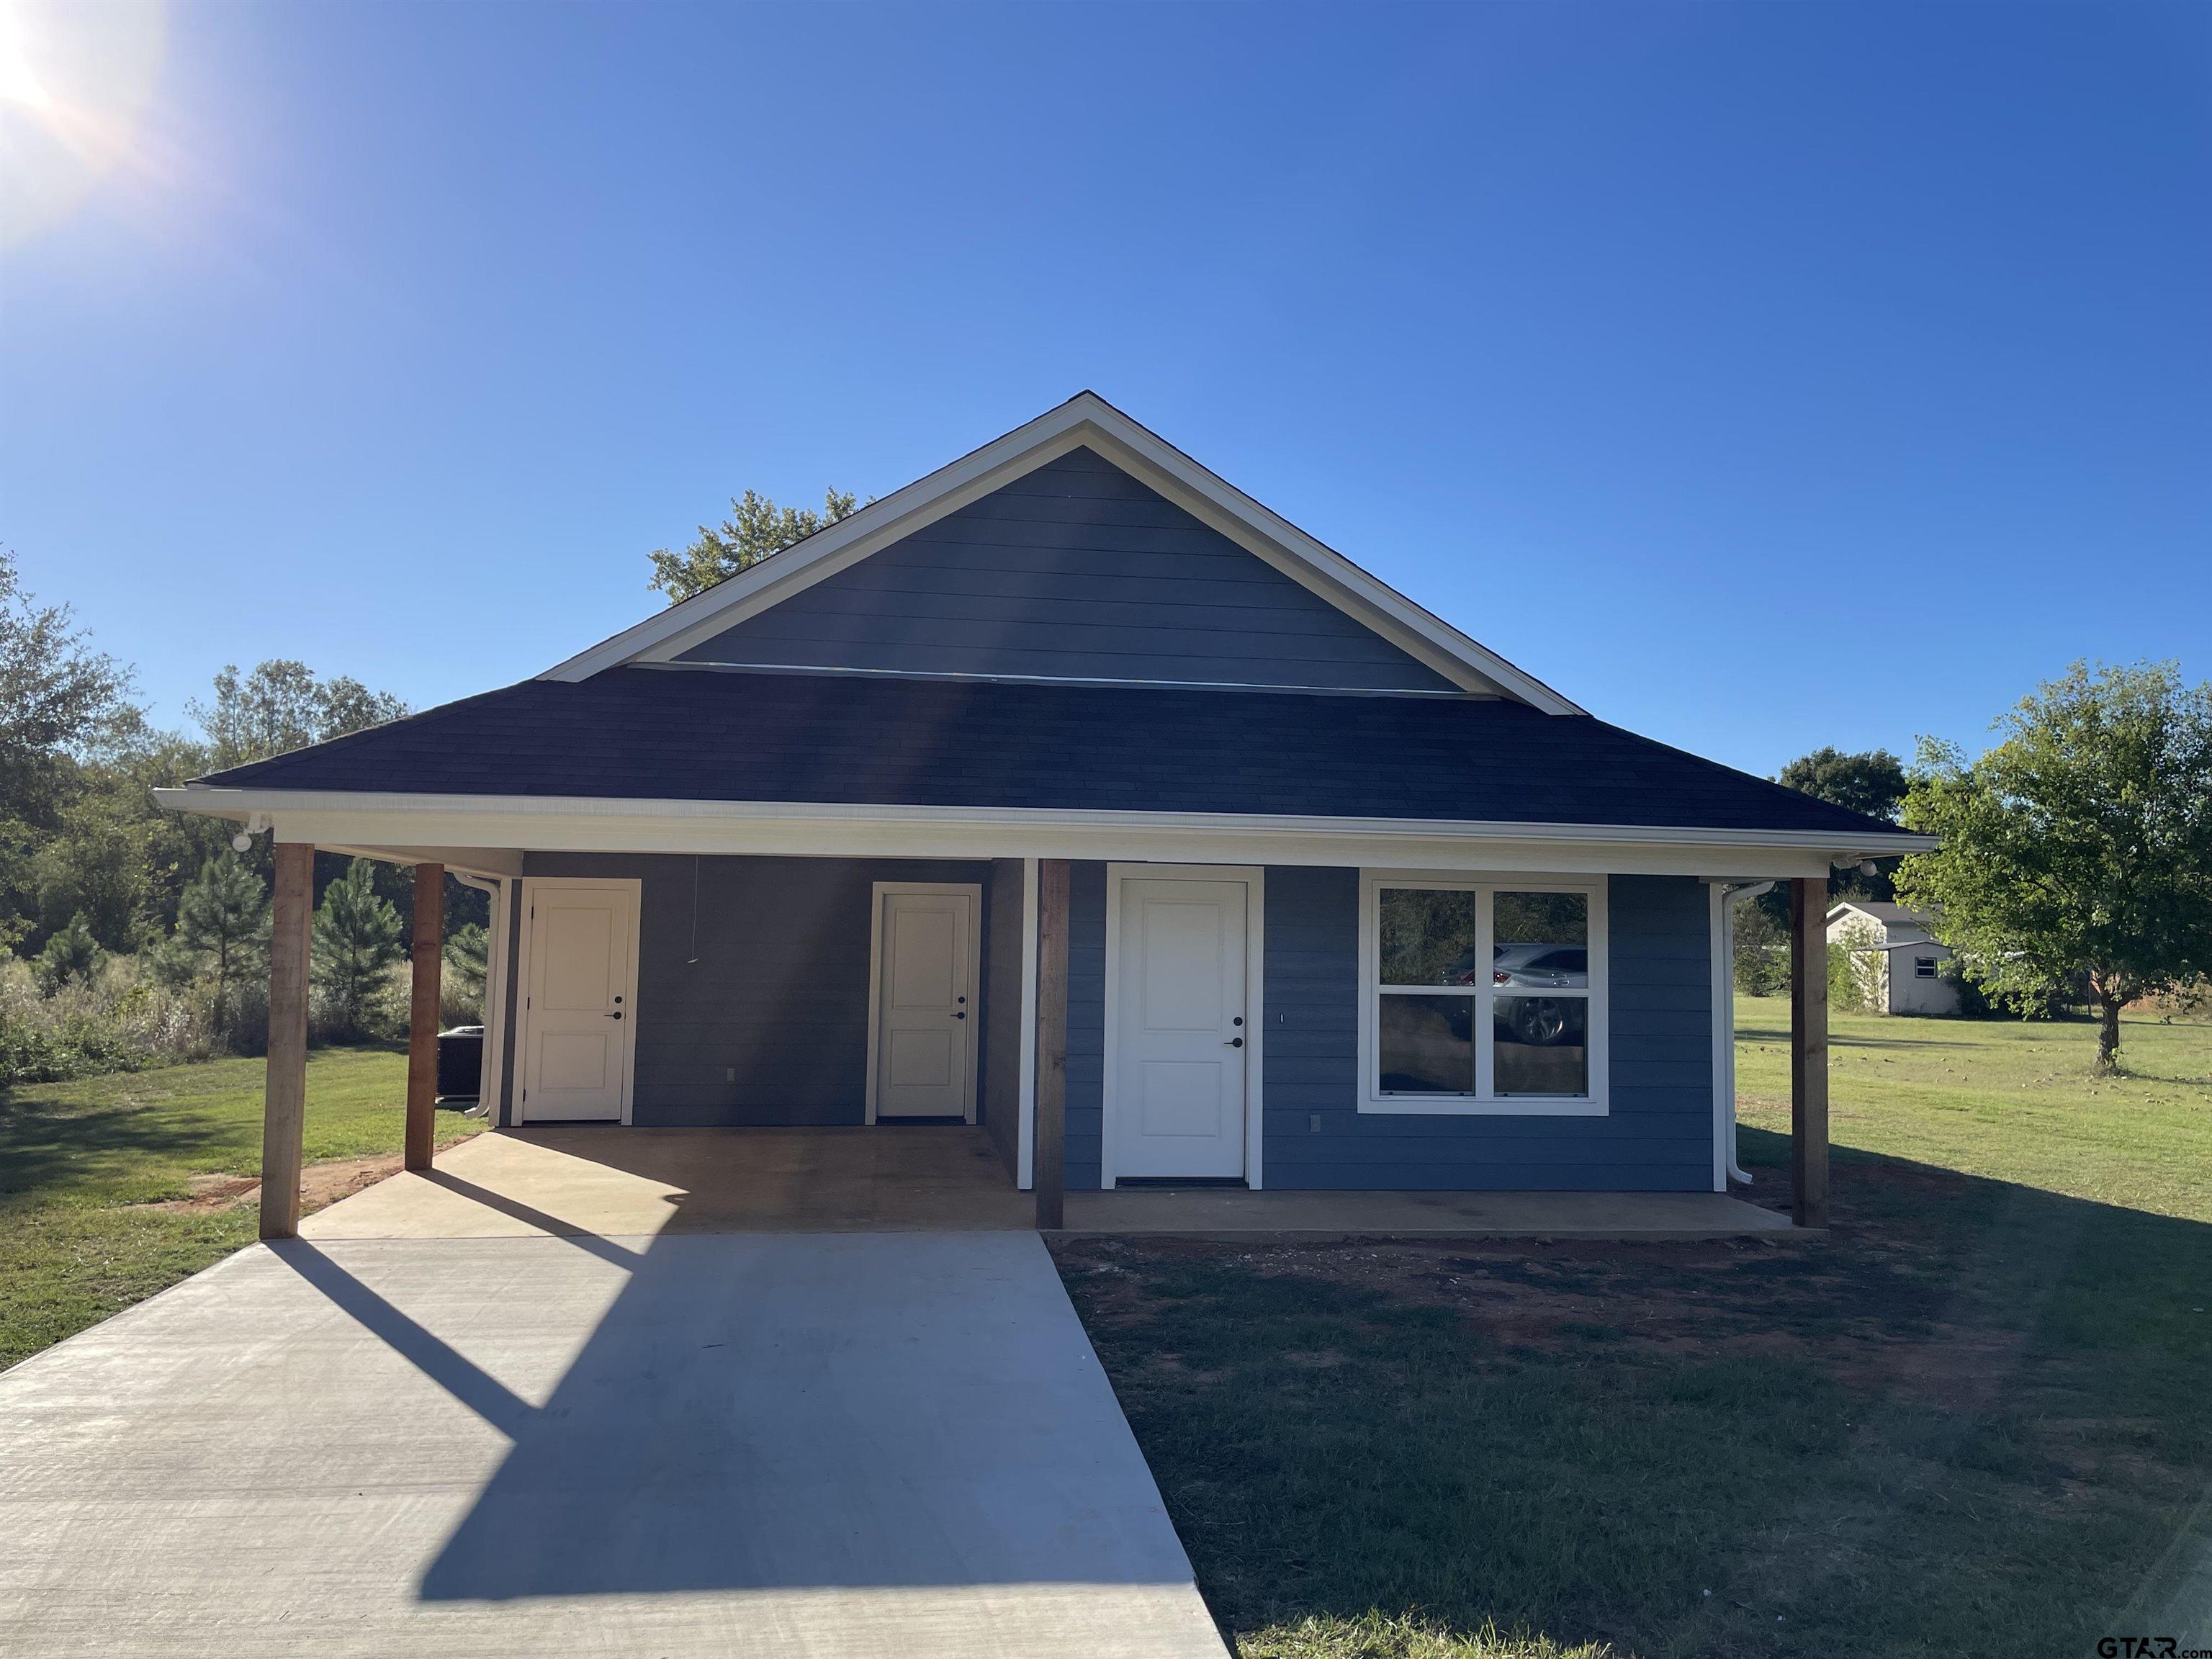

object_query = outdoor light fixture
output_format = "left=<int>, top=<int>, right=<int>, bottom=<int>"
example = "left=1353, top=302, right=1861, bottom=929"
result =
left=231, top=812, right=272, bottom=853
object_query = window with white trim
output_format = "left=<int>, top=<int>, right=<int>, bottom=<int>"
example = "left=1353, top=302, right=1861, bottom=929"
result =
left=1358, top=875, right=1609, bottom=1115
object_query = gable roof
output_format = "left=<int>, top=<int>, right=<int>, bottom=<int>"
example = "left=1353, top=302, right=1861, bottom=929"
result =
left=189, top=665, right=1923, bottom=848
left=1827, top=899, right=1936, bottom=932
left=667, top=446, right=1466, bottom=694
left=541, top=392, right=1586, bottom=715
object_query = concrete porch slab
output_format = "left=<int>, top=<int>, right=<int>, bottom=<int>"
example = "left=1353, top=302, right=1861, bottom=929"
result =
left=1058, top=1186, right=1796, bottom=1240
left=302, top=1125, right=1034, bottom=1241
left=301, top=1128, right=1794, bottom=1243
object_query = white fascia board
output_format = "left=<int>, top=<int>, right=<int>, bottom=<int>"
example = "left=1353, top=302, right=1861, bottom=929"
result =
left=156, top=786, right=1935, bottom=878
left=536, top=392, right=1584, bottom=715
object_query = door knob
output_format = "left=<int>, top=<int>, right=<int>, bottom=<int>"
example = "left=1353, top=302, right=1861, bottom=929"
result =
left=952, top=1011, right=966, bottom=1020
left=1225, top=1037, right=1243, bottom=1048
left=608, top=1012, right=623, bottom=1021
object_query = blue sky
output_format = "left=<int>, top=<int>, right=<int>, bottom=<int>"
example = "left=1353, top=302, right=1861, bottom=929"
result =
left=4, top=1, right=2206, bottom=775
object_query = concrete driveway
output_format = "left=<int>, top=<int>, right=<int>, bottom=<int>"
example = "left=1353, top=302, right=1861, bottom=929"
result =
left=0, top=1229, right=1225, bottom=1658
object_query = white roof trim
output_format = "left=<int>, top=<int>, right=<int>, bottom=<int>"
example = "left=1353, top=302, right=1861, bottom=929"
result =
left=539, top=392, right=1586, bottom=716
left=156, top=783, right=1937, bottom=857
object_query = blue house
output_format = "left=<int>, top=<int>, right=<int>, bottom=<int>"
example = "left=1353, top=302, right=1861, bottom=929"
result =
left=161, top=395, right=1925, bottom=1236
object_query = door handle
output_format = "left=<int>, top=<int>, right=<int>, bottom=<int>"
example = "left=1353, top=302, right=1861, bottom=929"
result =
left=608, top=1012, right=623, bottom=1021
left=1225, top=1037, right=1243, bottom=1047
left=951, top=1011, right=966, bottom=1020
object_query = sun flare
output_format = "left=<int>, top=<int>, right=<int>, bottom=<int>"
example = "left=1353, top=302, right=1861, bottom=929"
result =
left=1, top=1, right=170, bottom=248
left=1, top=6, right=55, bottom=111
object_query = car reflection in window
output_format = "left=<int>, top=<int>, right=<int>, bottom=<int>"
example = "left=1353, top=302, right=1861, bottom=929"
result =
left=1491, top=944, right=1588, bottom=990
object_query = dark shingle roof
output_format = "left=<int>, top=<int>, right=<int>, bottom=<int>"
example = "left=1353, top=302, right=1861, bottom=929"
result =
left=194, top=667, right=1903, bottom=838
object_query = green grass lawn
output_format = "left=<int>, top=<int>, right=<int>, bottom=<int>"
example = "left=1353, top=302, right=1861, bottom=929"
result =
left=0, top=1047, right=482, bottom=1370
left=1735, top=997, right=2212, bottom=1220
left=1058, top=1010, right=2212, bottom=1659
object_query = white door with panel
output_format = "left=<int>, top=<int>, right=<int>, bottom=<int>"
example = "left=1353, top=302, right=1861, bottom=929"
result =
left=1112, top=877, right=1249, bottom=1180
left=518, top=881, right=639, bottom=1123
left=872, top=887, right=979, bottom=1121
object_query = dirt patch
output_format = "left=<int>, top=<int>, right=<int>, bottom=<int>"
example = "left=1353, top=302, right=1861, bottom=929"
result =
left=138, top=1171, right=261, bottom=1213
left=131, top=1136, right=477, bottom=1218
left=1054, top=1206, right=1986, bottom=1411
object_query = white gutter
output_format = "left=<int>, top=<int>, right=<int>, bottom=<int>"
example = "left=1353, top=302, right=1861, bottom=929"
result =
left=1708, top=878, right=1776, bottom=1187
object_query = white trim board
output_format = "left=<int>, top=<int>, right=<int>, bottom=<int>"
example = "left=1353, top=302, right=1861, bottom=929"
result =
left=1100, top=863, right=1266, bottom=1192
left=863, top=881, right=983, bottom=1126
left=534, top=392, right=1586, bottom=714
left=512, top=876, right=642, bottom=1126
left=158, top=788, right=1932, bottom=878
left=481, top=877, right=513, bottom=1123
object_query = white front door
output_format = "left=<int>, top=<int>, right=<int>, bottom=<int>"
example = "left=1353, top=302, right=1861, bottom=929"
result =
left=872, top=886, right=979, bottom=1121
left=1112, top=877, right=1249, bottom=1181
left=518, top=881, right=639, bottom=1123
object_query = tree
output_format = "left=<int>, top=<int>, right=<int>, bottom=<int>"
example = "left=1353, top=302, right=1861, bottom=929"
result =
left=189, top=660, right=408, bottom=771
left=647, top=487, right=860, bottom=604
left=1776, top=747, right=1907, bottom=822
left=0, top=552, right=142, bottom=951
left=443, top=920, right=488, bottom=1023
left=32, top=914, right=104, bottom=995
left=0, top=549, right=139, bottom=818
left=1897, top=661, right=2212, bottom=1073
left=1777, top=747, right=1910, bottom=903
left=311, top=858, right=404, bottom=1038
left=177, top=856, right=269, bottom=1032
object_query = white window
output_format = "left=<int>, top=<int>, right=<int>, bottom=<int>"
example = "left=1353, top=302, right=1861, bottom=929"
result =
left=1914, top=956, right=1938, bottom=979
left=1357, top=874, right=1609, bottom=1117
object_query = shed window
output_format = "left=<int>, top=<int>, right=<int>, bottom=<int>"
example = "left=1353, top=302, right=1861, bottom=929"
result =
left=1359, top=876, right=1609, bottom=1116
left=1914, top=956, right=1938, bottom=979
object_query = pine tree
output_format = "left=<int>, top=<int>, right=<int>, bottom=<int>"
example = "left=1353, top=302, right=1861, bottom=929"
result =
left=311, top=858, right=403, bottom=1038
left=32, top=913, right=104, bottom=995
left=176, top=855, right=269, bottom=1033
left=444, top=922, right=487, bottom=1002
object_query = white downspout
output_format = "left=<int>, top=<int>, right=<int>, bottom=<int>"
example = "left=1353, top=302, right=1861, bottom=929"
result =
left=451, top=872, right=510, bottom=1123
left=1709, top=878, right=1775, bottom=1187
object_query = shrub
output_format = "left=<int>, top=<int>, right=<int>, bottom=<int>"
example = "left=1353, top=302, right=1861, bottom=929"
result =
left=1829, top=940, right=1885, bottom=1015
left=32, top=914, right=105, bottom=996
left=0, top=956, right=211, bottom=1086
left=1732, top=903, right=1790, bottom=997
left=2139, top=977, right=2212, bottom=1022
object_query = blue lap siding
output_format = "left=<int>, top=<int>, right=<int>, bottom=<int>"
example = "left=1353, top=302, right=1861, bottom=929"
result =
left=675, top=449, right=1459, bottom=693
left=518, top=853, right=999, bottom=1128
left=505, top=853, right=1712, bottom=1191
left=1257, top=868, right=1715, bottom=1192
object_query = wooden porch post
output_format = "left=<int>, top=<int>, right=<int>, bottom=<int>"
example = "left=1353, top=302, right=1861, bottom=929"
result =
left=1033, top=858, right=1070, bottom=1232
left=260, top=842, right=314, bottom=1241
left=406, top=863, right=444, bottom=1173
left=1790, top=875, right=1830, bottom=1228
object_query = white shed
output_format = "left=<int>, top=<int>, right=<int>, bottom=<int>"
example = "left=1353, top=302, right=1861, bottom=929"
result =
left=1825, top=900, right=1961, bottom=1015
